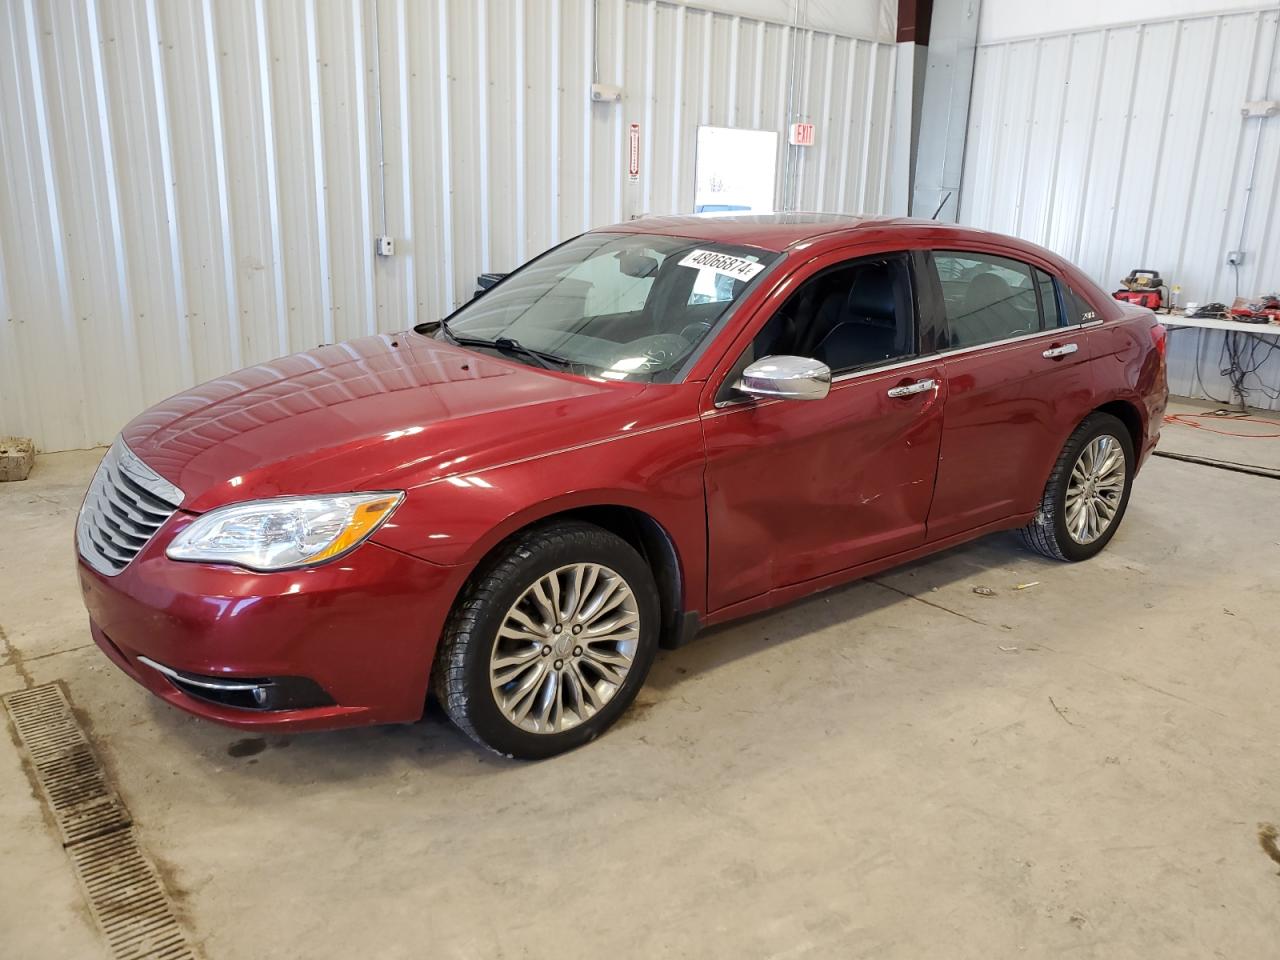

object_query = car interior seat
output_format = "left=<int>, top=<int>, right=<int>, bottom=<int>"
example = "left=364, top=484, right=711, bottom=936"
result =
left=809, top=267, right=900, bottom=371
left=955, top=272, right=1027, bottom=345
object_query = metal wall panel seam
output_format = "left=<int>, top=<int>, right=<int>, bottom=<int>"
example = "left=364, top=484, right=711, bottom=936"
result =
left=0, top=199, right=30, bottom=438
left=1202, top=14, right=1257, bottom=299
left=668, top=5, right=686, bottom=211
left=475, top=0, right=492, bottom=268
left=515, top=0, right=528, bottom=261
left=198, top=0, right=241, bottom=369
left=750, top=19, right=764, bottom=126
left=726, top=15, right=740, bottom=124
left=1039, top=36, right=1076, bottom=249
left=143, top=0, right=194, bottom=387
left=303, top=0, right=335, bottom=342
left=1137, top=21, right=1183, bottom=267
left=582, top=0, right=594, bottom=232
left=433, top=0, right=455, bottom=307
left=1011, top=40, right=1042, bottom=238
left=1099, top=27, right=1144, bottom=284
left=793, top=29, right=813, bottom=206
left=550, top=0, right=563, bottom=234
left=610, top=0, right=624, bottom=223
left=813, top=33, right=835, bottom=210
left=701, top=9, right=713, bottom=125
left=774, top=22, right=790, bottom=209
left=395, top=0, right=416, bottom=321
left=856, top=41, right=878, bottom=212
left=86, top=0, right=145, bottom=413
left=876, top=42, right=896, bottom=214
left=251, top=0, right=289, bottom=356
left=641, top=0, right=656, bottom=214
left=1170, top=17, right=1222, bottom=289
left=835, top=39, right=856, bottom=211
left=20, top=0, right=88, bottom=448
left=349, top=4, right=377, bottom=335
left=1069, top=28, right=1110, bottom=264
left=1217, top=9, right=1275, bottom=297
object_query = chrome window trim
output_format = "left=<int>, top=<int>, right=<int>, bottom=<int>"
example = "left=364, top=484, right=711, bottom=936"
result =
left=709, top=318, right=1105, bottom=411
left=934, top=318, right=1104, bottom=360
left=830, top=354, right=935, bottom=383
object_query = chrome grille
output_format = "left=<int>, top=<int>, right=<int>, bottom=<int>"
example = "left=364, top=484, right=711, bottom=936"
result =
left=77, top=438, right=184, bottom=576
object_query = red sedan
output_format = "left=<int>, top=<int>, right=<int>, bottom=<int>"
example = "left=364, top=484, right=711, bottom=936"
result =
left=76, top=214, right=1168, bottom=758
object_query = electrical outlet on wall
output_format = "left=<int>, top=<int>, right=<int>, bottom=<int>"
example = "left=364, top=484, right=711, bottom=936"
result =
left=1226, top=250, right=1245, bottom=266
left=375, top=235, right=395, bottom=257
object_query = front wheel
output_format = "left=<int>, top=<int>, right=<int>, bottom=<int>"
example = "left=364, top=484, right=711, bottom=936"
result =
left=1018, top=412, right=1135, bottom=562
left=432, top=521, right=660, bottom=759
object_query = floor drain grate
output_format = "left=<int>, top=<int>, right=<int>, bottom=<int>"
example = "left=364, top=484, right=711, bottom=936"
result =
left=4, top=683, right=198, bottom=960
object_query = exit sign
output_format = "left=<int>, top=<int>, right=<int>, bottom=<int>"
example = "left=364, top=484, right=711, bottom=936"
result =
left=789, top=122, right=815, bottom=146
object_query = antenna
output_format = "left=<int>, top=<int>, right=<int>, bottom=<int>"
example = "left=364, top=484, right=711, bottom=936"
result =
left=930, top=191, right=953, bottom=221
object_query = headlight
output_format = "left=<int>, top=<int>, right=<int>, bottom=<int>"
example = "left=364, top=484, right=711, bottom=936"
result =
left=166, top=493, right=404, bottom=571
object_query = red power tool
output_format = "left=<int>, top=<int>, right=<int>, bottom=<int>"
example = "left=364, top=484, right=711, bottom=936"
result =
left=1112, top=269, right=1165, bottom=310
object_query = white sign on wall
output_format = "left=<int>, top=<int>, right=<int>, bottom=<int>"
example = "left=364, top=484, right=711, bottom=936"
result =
left=628, top=122, right=640, bottom=182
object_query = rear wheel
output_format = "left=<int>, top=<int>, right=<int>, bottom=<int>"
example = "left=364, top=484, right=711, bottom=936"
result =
left=1018, top=412, right=1135, bottom=562
left=433, top=521, right=660, bottom=759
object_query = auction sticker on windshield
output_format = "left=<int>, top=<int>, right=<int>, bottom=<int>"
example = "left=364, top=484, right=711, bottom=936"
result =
left=677, top=249, right=766, bottom=281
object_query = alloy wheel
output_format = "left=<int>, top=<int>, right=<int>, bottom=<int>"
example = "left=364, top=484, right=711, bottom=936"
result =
left=1064, top=434, right=1126, bottom=545
left=489, top=563, right=640, bottom=734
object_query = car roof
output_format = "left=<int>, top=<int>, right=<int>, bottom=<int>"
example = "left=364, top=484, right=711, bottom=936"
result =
left=600, top=211, right=1028, bottom=254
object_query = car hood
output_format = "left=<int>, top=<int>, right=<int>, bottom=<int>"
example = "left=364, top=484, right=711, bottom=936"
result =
left=122, top=332, right=650, bottom=513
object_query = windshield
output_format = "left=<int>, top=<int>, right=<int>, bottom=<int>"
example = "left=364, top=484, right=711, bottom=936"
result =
left=432, top=233, right=779, bottom=382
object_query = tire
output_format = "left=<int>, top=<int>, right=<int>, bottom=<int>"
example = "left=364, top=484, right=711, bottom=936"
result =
left=1018, top=412, right=1135, bottom=562
left=432, top=520, right=660, bottom=759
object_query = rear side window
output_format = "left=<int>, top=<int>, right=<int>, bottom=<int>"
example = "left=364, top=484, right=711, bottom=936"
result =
left=934, top=252, right=1040, bottom=348
left=1061, top=285, right=1099, bottom=326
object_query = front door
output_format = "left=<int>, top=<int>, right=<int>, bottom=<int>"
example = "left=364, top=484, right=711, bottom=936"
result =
left=701, top=251, right=947, bottom=612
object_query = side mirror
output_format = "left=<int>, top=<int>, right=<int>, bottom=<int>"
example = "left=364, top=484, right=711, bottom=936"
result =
left=734, top=355, right=831, bottom=401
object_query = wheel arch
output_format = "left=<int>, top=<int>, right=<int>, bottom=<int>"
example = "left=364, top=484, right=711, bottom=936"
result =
left=450, top=502, right=691, bottom=652
left=1091, top=397, right=1146, bottom=456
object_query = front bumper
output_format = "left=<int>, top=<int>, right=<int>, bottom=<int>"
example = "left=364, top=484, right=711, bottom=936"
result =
left=78, top=516, right=467, bottom=732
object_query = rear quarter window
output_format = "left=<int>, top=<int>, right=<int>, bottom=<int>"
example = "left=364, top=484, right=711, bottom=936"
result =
left=1061, top=285, right=1099, bottom=326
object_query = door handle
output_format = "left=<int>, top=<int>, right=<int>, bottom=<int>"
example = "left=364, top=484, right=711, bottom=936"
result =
left=886, top=378, right=937, bottom=398
left=1042, top=343, right=1079, bottom=359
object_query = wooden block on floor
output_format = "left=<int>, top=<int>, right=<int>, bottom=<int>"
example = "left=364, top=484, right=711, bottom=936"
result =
left=0, top=437, right=35, bottom=482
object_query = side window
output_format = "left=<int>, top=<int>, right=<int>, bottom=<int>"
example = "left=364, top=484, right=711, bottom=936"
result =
left=1061, top=284, right=1098, bottom=326
left=934, top=252, right=1040, bottom=348
left=1035, top=269, right=1063, bottom=328
left=742, top=254, right=915, bottom=376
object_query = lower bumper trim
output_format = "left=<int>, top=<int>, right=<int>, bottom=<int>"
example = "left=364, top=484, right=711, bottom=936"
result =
left=135, top=656, right=335, bottom=712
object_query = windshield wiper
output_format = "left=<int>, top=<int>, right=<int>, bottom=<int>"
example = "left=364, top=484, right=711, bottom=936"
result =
left=441, top=326, right=570, bottom=371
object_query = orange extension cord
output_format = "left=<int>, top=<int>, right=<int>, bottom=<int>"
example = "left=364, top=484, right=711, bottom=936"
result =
left=1163, top=411, right=1280, bottom=439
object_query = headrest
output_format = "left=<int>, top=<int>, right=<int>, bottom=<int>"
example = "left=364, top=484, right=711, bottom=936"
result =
left=846, top=268, right=896, bottom=319
left=963, top=272, right=1013, bottom=313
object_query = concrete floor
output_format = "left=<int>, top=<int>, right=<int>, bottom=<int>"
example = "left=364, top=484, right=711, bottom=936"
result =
left=3, top=432, right=1280, bottom=960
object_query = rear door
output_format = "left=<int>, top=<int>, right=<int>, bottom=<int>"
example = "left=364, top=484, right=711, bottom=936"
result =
left=700, top=249, right=947, bottom=611
left=922, top=249, right=1097, bottom=541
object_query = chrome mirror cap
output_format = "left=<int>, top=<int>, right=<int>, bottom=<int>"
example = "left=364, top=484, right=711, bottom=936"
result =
left=734, top=355, right=832, bottom=401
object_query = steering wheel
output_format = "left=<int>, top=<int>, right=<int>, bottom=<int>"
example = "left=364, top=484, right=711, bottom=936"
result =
left=625, top=333, right=694, bottom=370
left=679, top=321, right=713, bottom=342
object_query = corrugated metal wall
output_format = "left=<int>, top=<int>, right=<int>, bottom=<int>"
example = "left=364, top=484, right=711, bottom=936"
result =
left=960, top=5, right=1280, bottom=410
left=0, top=0, right=900, bottom=453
